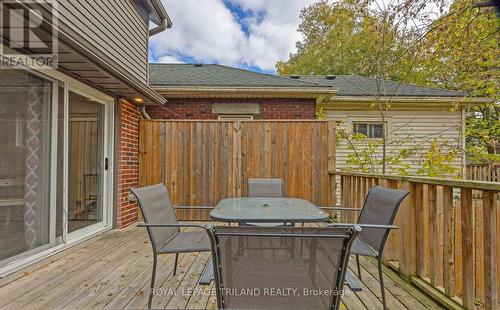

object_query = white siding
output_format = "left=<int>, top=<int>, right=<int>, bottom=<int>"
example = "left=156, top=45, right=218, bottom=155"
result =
left=324, top=107, right=464, bottom=176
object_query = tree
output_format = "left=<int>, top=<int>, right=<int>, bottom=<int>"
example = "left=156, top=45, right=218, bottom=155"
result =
left=277, top=0, right=499, bottom=173
left=408, top=0, right=500, bottom=164
left=276, top=0, right=405, bottom=79
left=279, top=0, right=450, bottom=174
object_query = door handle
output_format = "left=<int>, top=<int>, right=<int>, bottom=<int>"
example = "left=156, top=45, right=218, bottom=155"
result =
left=105, top=158, right=109, bottom=171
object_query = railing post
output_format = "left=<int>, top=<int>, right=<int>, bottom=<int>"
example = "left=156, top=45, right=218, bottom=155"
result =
left=413, top=182, right=425, bottom=277
left=340, top=175, right=345, bottom=211
left=343, top=175, right=350, bottom=222
left=482, top=190, right=498, bottom=310
left=327, top=122, right=336, bottom=206
left=395, top=181, right=417, bottom=276
left=460, top=188, right=474, bottom=309
left=342, top=175, right=352, bottom=222
left=442, top=186, right=455, bottom=297
left=428, top=185, right=442, bottom=287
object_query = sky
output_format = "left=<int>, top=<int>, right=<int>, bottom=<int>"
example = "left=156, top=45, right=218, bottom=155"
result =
left=149, top=0, right=318, bottom=73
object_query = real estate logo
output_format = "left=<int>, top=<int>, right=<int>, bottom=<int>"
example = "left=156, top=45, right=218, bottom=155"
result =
left=0, top=0, right=58, bottom=68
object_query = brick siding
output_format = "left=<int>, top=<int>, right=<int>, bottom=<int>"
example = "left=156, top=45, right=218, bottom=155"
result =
left=145, top=98, right=317, bottom=119
left=115, top=99, right=141, bottom=228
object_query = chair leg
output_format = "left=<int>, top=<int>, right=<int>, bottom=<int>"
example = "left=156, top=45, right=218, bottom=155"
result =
left=378, top=257, right=387, bottom=310
left=148, top=253, right=158, bottom=309
left=356, top=255, right=362, bottom=280
left=173, top=253, right=179, bottom=276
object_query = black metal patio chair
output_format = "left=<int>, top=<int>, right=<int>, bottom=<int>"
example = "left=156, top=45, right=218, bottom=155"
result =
left=131, top=184, right=211, bottom=309
left=328, top=185, right=409, bottom=310
left=210, top=225, right=361, bottom=310
left=248, top=178, right=284, bottom=198
left=245, top=178, right=288, bottom=227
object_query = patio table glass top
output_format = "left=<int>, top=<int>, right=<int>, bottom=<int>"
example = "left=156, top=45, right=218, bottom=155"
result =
left=210, top=197, right=329, bottom=223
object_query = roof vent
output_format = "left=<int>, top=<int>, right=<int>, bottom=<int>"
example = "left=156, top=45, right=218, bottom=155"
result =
left=326, top=75, right=336, bottom=80
left=194, top=63, right=203, bottom=67
left=290, top=75, right=300, bottom=79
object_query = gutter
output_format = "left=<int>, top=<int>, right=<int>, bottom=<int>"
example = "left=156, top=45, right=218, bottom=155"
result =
left=151, top=86, right=338, bottom=100
left=328, top=96, right=492, bottom=104
left=153, top=86, right=338, bottom=94
left=149, top=19, right=167, bottom=36
left=147, top=0, right=173, bottom=36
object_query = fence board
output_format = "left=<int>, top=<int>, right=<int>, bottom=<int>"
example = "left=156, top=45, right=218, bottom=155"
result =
left=139, top=120, right=335, bottom=220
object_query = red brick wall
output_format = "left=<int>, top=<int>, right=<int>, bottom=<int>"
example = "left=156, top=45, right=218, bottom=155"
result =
left=115, top=99, right=141, bottom=228
left=145, top=98, right=317, bottom=119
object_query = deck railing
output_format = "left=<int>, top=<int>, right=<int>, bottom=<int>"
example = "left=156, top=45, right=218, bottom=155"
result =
left=332, top=171, right=499, bottom=310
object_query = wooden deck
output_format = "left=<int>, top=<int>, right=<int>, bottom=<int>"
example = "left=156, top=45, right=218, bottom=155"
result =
left=0, top=224, right=443, bottom=309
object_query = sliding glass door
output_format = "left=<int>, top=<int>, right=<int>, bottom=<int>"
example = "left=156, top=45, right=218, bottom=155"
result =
left=0, top=68, right=52, bottom=262
left=0, top=66, right=113, bottom=271
left=67, top=90, right=105, bottom=233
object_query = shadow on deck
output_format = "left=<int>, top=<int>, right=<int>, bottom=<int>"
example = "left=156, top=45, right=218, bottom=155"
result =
left=0, top=224, right=442, bottom=309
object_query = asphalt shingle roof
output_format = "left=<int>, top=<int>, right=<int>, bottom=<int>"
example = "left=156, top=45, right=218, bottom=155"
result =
left=149, top=63, right=469, bottom=97
left=286, top=75, right=469, bottom=97
left=149, top=64, right=326, bottom=88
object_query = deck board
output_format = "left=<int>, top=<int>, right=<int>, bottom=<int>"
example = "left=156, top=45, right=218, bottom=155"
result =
left=0, top=224, right=443, bottom=309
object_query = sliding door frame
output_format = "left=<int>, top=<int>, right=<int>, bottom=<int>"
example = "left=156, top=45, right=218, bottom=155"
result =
left=65, top=85, right=114, bottom=242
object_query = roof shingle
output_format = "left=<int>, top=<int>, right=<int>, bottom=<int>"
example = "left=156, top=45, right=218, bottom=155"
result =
left=149, top=64, right=326, bottom=88
left=285, top=75, right=469, bottom=97
left=149, top=63, right=469, bottom=97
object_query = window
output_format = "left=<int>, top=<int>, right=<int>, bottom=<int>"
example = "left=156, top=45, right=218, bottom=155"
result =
left=353, top=122, right=384, bottom=138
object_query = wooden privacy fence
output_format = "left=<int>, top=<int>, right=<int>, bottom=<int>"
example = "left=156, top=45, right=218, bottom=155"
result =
left=467, top=164, right=500, bottom=183
left=334, top=171, right=500, bottom=310
left=139, top=120, right=336, bottom=220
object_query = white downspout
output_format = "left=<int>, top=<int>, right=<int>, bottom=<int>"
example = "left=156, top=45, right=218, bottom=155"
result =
left=140, top=105, right=151, bottom=119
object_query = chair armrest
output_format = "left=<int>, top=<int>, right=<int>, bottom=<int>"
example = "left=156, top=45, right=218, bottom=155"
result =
left=326, top=223, right=399, bottom=230
left=137, top=223, right=213, bottom=231
left=129, top=192, right=212, bottom=209
left=173, top=206, right=213, bottom=210
left=322, top=206, right=363, bottom=212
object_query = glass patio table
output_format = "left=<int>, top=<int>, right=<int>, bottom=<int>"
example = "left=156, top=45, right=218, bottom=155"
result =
left=199, top=197, right=363, bottom=291
left=210, top=197, right=329, bottom=224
